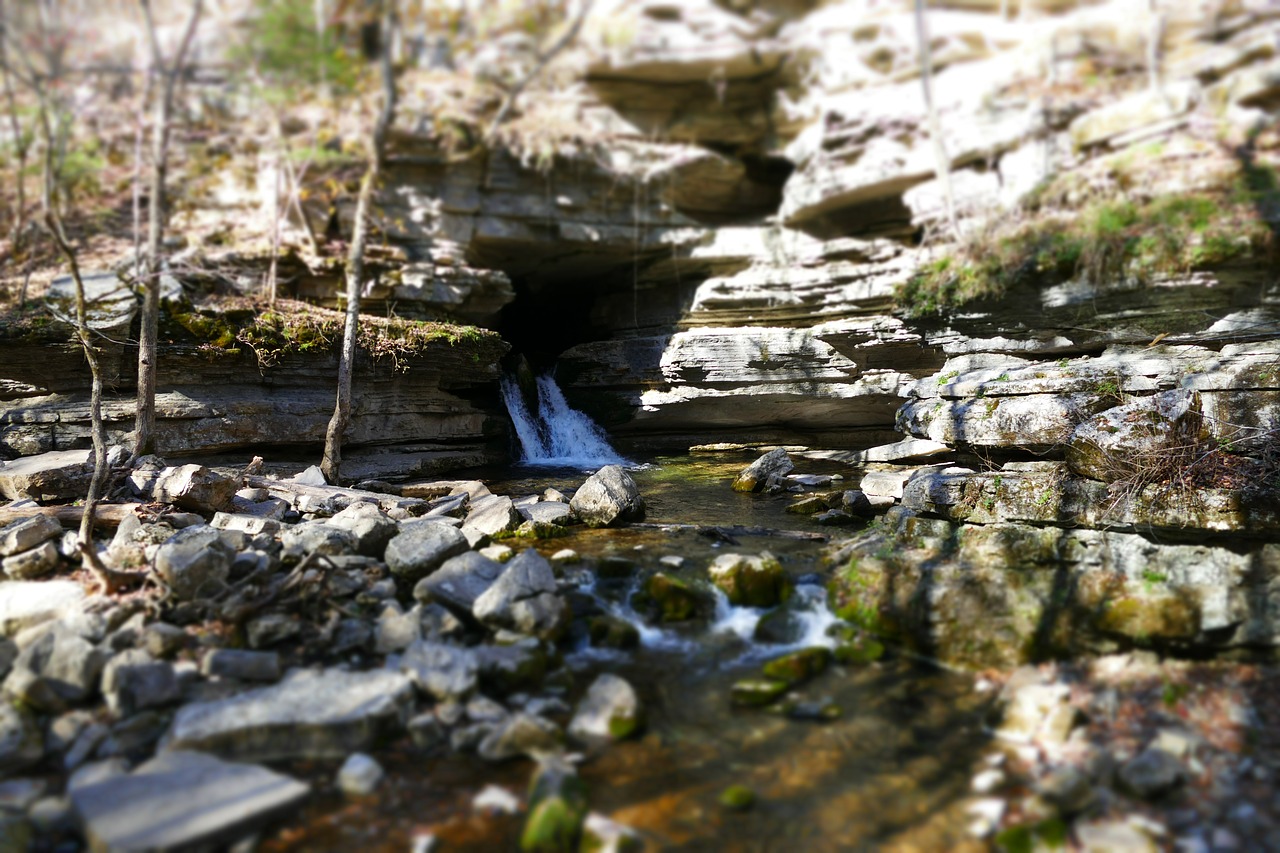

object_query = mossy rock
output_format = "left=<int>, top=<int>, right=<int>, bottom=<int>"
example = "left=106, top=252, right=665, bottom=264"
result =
left=633, top=572, right=703, bottom=622
left=833, top=636, right=886, bottom=666
left=709, top=552, right=793, bottom=609
left=785, top=495, right=828, bottom=514
left=523, top=763, right=589, bottom=853
left=1095, top=593, right=1199, bottom=642
left=761, top=647, right=832, bottom=686
left=587, top=616, right=640, bottom=650
left=730, top=678, right=789, bottom=707
left=718, top=784, right=756, bottom=811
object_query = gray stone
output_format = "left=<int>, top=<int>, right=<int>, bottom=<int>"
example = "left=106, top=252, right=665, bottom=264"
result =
left=731, top=449, right=794, bottom=493
left=375, top=603, right=422, bottom=654
left=102, top=649, right=181, bottom=717
left=1074, top=818, right=1159, bottom=853
left=517, top=501, right=573, bottom=526
left=582, top=813, right=643, bottom=853
left=4, top=624, right=108, bottom=712
left=154, top=525, right=234, bottom=600
left=280, top=521, right=357, bottom=559
left=570, top=466, right=646, bottom=526
left=70, top=750, right=310, bottom=852
left=0, top=450, right=93, bottom=502
left=165, top=667, right=415, bottom=761
left=400, top=640, right=479, bottom=702
left=0, top=581, right=85, bottom=637
left=211, top=512, right=283, bottom=537
left=476, top=712, right=561, bottom=762
left=464, top=494, right=523, bottom=537
left=568, top=673, right=644, bottom=742
left=143, top=622, right=188, bottom=659
left=0, top=515, right=64, bottom=557
left=413, top=551, right=505, bottom=615
left=2, top=541, right=60, bottom=579
left=385, top=522, right=471, bottom=583
left=146, top=464, right=238, bottom=513
left=1118, top=747, right=1187, bottom=800
left=337, top=752, right=384, bottom=796
left=27, top=795, right=73, bottom=835
left=97, top=709, right=168, bottom=759
left=246, top=613, right=303, bottom=649
left=472, top=549, right=569, bottom=640
left=328, top=503, right=399, bottom=558
left=0, top=704, right=43, bottom=775
left=201, top=649, right=282, bottom=682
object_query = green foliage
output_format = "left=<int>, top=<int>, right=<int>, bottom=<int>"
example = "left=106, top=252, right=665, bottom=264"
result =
left=898, top=184, right=1275, bottom=316
left=229, top=0, right=362, bottom=95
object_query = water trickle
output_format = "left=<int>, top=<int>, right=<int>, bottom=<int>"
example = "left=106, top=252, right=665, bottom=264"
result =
left=500, top=372, right=630, bottom=468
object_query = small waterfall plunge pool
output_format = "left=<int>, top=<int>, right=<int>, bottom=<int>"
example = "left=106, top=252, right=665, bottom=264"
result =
left=264, top=378, right=996, bottom=851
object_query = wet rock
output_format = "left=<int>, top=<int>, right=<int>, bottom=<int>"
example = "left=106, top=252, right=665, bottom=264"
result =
left=473, top=549, right=569, bottom=641
left=1118, top=747, right=1187, bottom=800
left=475, top=641, right=548, bottom=696
left=0, top=449, right=93, bottom=502
left=581, top=812, right=643, bottom=853
left=0, top=515, right=63, bottom=557
left=414, top=551, right=504, bottom=616
left=464, top=494, right=523, bottom=538
left=328, top=502, right=399, bottom=558
left=635, top=572, right=704, bottom=622
left=519, top=502, right=573, bottom=526
left=719, top=785, right=755, bottom=811
left=143, top=464, right=238, bottom=513
left=2, top=541, right=60, bottom=579
left=569, top=674, right=643, bottom=742
left=385, top=522, right=471, bottom=584
left=731, top=449, right=793, bottom=493
left=5, top=625, right=108, bottom=712
left=400, top=640, right=479, bottom=702
left=477, top=712, right=562, bottom=762
left=588, top=616, right=640, bottom=649
left=786, top=495, right=829, bottom=514
left=154, top=525, right=234, bottom=600
left=0, top=580, right=86, bottom=637
left=842, top=489, right=894, bottom=516
left=521, top=758, right=588, bottom=853
left=246, top=613, right=303, bottom=649
left=102, top=650, right=181, bottom=717
left=165, top=667, right=414, bottom=761
left=337, top=752, right=384, bottom=796
left=70, top=750, right=310, bottom=852
left=201, top=649, right=282, bottom=682
left=760, top=647, right=831, bottom=687
left=569, top=466, right=646, bottom=527
left=473, top=783, right=520, bottom=815
left=0, top=704, right=43, bottom=775
left=550, top=548, right=579, bottom=564
left=708, top=551, right=792, bottom=608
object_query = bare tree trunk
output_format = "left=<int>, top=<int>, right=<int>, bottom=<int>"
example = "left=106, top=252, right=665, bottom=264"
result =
left=268, top=163, right=281, bottom=304
left=914, top=0, right=959, bottom=241
left=0, top=0, right=29, bottom=251
left=134, top=0, right=202, bottom=456
left=321, top=5, right=397, bottom=485
left=1147, top=0, right=1164, bottom=95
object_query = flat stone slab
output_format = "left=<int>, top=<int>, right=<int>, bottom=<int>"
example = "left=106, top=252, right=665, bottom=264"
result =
left=799, top=439, right=952, bottom=465
left=165, top=667, right=414, bottom=761
left=0, top=581, right=87, bottom=637
left=71, top=750, right=309, bottom=852
left=0, top=450, right=93, bottom=502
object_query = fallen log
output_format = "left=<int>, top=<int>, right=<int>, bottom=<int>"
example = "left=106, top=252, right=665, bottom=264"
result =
left=0, top=503, right=140, bottom=529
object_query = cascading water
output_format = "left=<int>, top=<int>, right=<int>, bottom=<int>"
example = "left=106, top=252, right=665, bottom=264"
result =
left=500, top=371, right=630, bottom=467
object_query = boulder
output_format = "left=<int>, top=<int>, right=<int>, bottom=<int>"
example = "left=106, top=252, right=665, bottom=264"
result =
left=0, top=450, right=93, bottom=502
left=760, top=647, right=831, bottom=687
left=337, top=752, right=384, bottom=796
left=154, top=526, right=234, bottom=600
left=568, top=674, right=644, bottom=742
left=731, top=449, right=794, bottom=493
left=164, top=667, right=414, bottom=761
left=472, top=549, right=569, bottom=640
left=328, top=502, right=399, bottom=558
left=518, top=502, right=574, bottom=526
left=463, top=495, right=523, bottom=538
left=3, top=541, right=61, bottom=580
left=1066, top=389, right=1201, bottom=482
left=70, top=750, right=310, bottom=852
left=0, top=581, right=86, bottom=637
left=400, top=640, right=479, bottom=702
left=4, top=625, right=109, bottom=712
left=708, top=552, right=793, bottom=608
left=476, top=712, right=562, bottom=762
left=521, top=758, right=588, bottom=853
left=0, top=704, right=44, bottom=775
left=413, top=551, right=505, bottom=616
left=569, top=466, right=646, bottom=527
left=385, top=522, right=471, bottom=583
left=0, top=515, right=64, bottom=557
left=634, top=572, right=704, bottom=623
left=280, top=521, right=357, bottom=559
left=143, top=465, right=238, bottom=514
left=101, top=650, right=181, bottom=717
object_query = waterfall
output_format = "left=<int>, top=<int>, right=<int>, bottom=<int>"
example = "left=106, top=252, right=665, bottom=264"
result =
left=500, top=372, right=630, bottom=467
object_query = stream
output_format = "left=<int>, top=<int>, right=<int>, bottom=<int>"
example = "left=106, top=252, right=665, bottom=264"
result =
left=264, top=453, right=997, bottom=852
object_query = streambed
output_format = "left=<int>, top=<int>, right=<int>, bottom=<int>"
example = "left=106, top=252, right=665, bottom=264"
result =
left=264, top=454, right=996, bottom=851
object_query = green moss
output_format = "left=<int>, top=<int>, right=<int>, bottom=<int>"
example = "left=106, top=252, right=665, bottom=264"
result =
left=760, top=647, right=832, bottom=686
left=730, top=678, right=789, bottom=707
left=718, top=785, right=756, bottom=811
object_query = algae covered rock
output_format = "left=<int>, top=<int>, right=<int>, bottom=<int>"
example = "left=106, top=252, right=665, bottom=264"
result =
left=521, top=758, right=589, bottom=853
left=760, top=647, right=831, bottom=686
left=708, top=551, right=793, bottom=608
left=568, top=674, right=644, bottom=742
left=1066, top=389, right=1203, bottom=483
left=569, top=466, right=645, bottom=527
left=731, top=448, right=793, bottom=493
left=730, top=678, right=789, bottom=707
left=633, top=572, right=705, bottom=623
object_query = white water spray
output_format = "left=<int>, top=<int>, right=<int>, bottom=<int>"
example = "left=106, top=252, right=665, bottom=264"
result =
left=500, top=372, right=630, bottom=468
